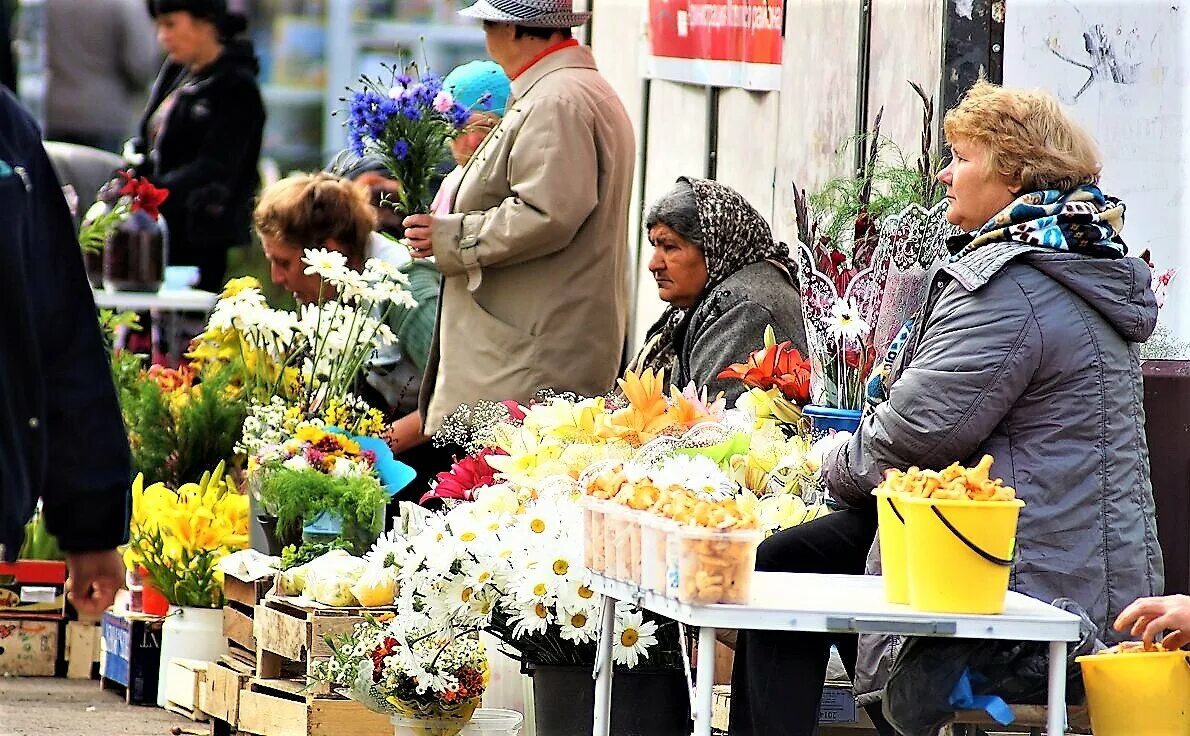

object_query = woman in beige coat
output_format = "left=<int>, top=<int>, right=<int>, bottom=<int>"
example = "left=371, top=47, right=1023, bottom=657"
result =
left=402, top=0, right=636, bottom=435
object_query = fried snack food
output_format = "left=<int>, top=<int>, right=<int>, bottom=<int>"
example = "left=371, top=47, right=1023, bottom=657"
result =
left=877, top=455, right=1017, bottom=502
left=582, top=497, right=607, bottom=573
left=674, top=526, right=762, bottom=604
left=1105, top=640, right=1170, bottom=654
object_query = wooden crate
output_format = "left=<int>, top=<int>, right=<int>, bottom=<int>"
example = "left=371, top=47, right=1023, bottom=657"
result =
left=163, top=657, right=211, bottom=722
left=65, top=620, right=102, bottom=679
left=222, top=577, right=272, bottom=669
left=200, top=658, right=254, bottom=736
left=0, top=618, right=61, bottom=676
left=253, top=596, right=389, bottom=695
left=236, top=678, right=392, bottom=736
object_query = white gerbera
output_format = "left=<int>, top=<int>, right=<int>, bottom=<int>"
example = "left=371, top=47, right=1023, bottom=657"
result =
left=612, top=610, right=659, bottom=668
left=827, top=297, right=870, bottom=341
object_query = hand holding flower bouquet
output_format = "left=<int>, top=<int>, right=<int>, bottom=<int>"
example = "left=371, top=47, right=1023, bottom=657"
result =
left=345, top=63, right=483, bottom=215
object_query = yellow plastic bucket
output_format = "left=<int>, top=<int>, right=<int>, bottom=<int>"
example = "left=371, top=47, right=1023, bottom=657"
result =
left=1076, top=648, right=1190, bottom=736
left=901, top=495, right=1024, bottom=614
left=874, top=490, right=909, bottom=604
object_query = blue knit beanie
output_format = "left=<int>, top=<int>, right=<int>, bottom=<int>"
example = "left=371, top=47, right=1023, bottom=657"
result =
left=444, top=61, right=511, bottom=117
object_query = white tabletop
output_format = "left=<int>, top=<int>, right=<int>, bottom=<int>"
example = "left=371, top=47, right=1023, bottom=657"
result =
left=92, top=287, right=219, bottom=312
left=592, top=572, right=1082, bottom=643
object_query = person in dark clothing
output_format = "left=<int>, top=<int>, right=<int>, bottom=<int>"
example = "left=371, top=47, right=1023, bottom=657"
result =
left=0, top=0, right=16, bottom=93
left=0, top=88, right=133, bottom=616
left=131, top=0, right=264, bottom=292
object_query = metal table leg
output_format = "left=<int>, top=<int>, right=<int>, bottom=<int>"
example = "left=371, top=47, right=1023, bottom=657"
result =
left=1046, top=641, right=1068, bottom=735
left=693, top=627, right=716, bottom=736
left=592, top=596, right=616, bottom=736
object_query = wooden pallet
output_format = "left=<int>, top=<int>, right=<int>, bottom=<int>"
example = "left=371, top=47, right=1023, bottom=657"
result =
left=253, top=596, right=392, bottom=696
left=236, top=678, right=392, bottom=736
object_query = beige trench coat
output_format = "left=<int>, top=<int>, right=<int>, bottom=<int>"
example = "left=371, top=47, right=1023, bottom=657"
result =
left=421, top=45, right=636, bottom=432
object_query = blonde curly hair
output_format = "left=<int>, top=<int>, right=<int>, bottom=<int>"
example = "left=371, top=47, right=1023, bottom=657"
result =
left=943, top=80, right=1101, bottom=193
left=254, top=172, right=378, bottom=264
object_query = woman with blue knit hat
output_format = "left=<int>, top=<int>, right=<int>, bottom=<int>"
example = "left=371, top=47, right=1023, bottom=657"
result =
left=430, top=60, right=510, bottom=216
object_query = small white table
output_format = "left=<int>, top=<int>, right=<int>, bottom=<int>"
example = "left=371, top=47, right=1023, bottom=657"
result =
left=92, top=288, right=219, bottom=362
left=590, top=572, right=1083, bottom=736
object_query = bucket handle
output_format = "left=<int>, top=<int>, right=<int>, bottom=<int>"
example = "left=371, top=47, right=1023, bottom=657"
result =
left=931, top=506, right=1014, bottom=567
left=885, top=496, right=905, bottom=524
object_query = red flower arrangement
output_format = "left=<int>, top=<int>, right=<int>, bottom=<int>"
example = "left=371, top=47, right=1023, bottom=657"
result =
left=420, top=447, right=508, bottom=505
left=119, top=170, right=169, bottom=219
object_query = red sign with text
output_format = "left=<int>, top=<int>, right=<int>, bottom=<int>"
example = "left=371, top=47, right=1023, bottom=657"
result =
left=649, top=0, right=785, bottom=65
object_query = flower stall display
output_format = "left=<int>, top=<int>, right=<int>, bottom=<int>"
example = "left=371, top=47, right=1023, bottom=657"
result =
left=794, top=86, right=952, bottom=427
left=316, top=608, right=489, bottom=735
left=253, top=425, right=389, bottom=555
left=123, top=462, right=250, bottom=609
left=344, top=63, right=489, bottom=216
left=121, top=462, right=250, bottom=706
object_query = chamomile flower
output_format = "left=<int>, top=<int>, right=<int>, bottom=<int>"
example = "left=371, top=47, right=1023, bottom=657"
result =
left=301, top=248, right=350, bottom=279
left=828, top=297, right=870, bottom=341
left=558, top=605, right=599, bottom=643
left=612, top=610, right=658, bottom=668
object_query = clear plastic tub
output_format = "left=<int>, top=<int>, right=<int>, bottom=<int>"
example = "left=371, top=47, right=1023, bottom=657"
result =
left=602, top=503, right=626, bottom=581
left=640, top=515, right=673, bottom=593
left=582, top=497, right=608, bottom=575
left=673, top=526, right=763, bottom=605
left=615, top=509, right=643, bottom=584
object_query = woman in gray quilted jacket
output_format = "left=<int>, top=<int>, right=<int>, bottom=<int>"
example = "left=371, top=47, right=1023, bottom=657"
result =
left=730, top=81, right=1163, bottom=736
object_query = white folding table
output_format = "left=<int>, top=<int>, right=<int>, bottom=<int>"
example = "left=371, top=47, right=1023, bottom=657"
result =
left=590, top=572, right=1083, bottom=736
left=92, top=287, right=219, bottom=362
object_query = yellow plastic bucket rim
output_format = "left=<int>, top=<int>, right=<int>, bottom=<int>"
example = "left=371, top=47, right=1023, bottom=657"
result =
left=898, top=495, right=1025, bottom=509
left=1077, top=648, right=1190, bottom=664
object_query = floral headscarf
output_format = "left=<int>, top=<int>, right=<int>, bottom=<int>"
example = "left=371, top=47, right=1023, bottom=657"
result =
left=630, top=177, right=797, bottom=377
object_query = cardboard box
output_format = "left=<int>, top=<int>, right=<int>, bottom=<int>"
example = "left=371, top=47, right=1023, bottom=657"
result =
left=0, top=560, right=67, bottom=618
left=0, top=617, right=62, bottom=675
left=100, top=610, right=164, bottom=705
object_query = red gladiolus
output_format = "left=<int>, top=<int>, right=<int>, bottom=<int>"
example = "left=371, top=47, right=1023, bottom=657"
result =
left=717, top=341, right=812, bottom=405
left=119, top=170, right=170, bottom=219
left=420, top=447, right=508, bottom=505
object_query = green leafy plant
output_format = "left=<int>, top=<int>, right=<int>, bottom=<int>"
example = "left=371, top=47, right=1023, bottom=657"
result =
left=117, top=362, right=249, bottom=488
left=17, top=502, right=63, bottom=561
left=78, top=201, right=129, bottom=255
left=258, top=469, right=386, bottom=555
left=279, top=539, right=354, bottom=571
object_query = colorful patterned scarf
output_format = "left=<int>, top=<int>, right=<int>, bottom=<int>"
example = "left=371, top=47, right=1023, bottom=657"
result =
left=960, top=184, right=1127, bottom=258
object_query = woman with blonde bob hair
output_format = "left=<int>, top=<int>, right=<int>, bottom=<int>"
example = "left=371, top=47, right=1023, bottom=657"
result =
left=255, top=172, right=442, bottom=503
left=729, top=82, right=1163, bottom=735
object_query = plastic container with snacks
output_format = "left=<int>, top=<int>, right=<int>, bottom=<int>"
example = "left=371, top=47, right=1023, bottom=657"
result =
left=640, top=516, right=674, bottom=593
left=582, top=497, right=608, bottom=575
left=673, top=526, right=762, bottom=605
left=602, top=503, right=627, bottom=581
left=615, top=509, right=643, bottom=585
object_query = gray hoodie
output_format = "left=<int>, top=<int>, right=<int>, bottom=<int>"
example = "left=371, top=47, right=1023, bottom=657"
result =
left=825, top=241, right=1164, bottom=702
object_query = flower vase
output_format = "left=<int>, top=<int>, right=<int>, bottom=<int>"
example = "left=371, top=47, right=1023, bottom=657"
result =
left=104, top=209, right=168, bottom=293
left=802, top=405, right=863, bottom=441
left=525, top=663, right=689, bottom=735
left=155, top=605, right=227, bottom=707
left=389, top=697, right=480, bottom=736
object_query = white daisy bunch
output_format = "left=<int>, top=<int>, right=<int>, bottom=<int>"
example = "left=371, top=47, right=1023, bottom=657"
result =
left=237, top=396, right=308, bottom=458
left=205, top=283, right=297, bottom=361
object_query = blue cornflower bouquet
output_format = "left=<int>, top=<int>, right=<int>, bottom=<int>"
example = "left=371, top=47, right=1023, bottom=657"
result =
left=345, top=65, right=476, bottom=215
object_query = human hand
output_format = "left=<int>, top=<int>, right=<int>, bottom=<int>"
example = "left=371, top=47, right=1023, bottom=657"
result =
left=65, top=550, right=126, bottom=616
left=402, top=214, right=435, bottom=258
left=1114, top=594, right=1190, bottom=650
left=382, top=412, right=430, bottom=455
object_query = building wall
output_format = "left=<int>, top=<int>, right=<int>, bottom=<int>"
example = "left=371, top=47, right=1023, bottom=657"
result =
left=590, top=0, right=945, bottom=351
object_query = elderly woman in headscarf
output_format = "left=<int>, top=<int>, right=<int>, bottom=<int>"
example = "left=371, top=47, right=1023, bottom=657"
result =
left=630, top=177, right=807, bottom=403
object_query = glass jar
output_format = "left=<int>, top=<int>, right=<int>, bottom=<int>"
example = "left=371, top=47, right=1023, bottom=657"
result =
left=103, top=209, right=168, bottom=293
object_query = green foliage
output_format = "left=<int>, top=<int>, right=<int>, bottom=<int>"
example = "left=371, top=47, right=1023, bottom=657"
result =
left=258, top=468, right=386, bottom=546
left=78, top=202, right=129, bottom=255
left=279, top=539, right=354, bottom=571
left=17, top=503, right=63, bottom=561
left=98, top=310, right=141, bottom=353
left=116, top=363, right=249, bottom=488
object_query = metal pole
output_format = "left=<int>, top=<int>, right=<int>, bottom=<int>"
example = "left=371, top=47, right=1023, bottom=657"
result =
left=692, top=626, right=717, bottom=736
left=591, top=596, right=616, bottom=736
left=1046, top=640, right=1068, bottom=735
